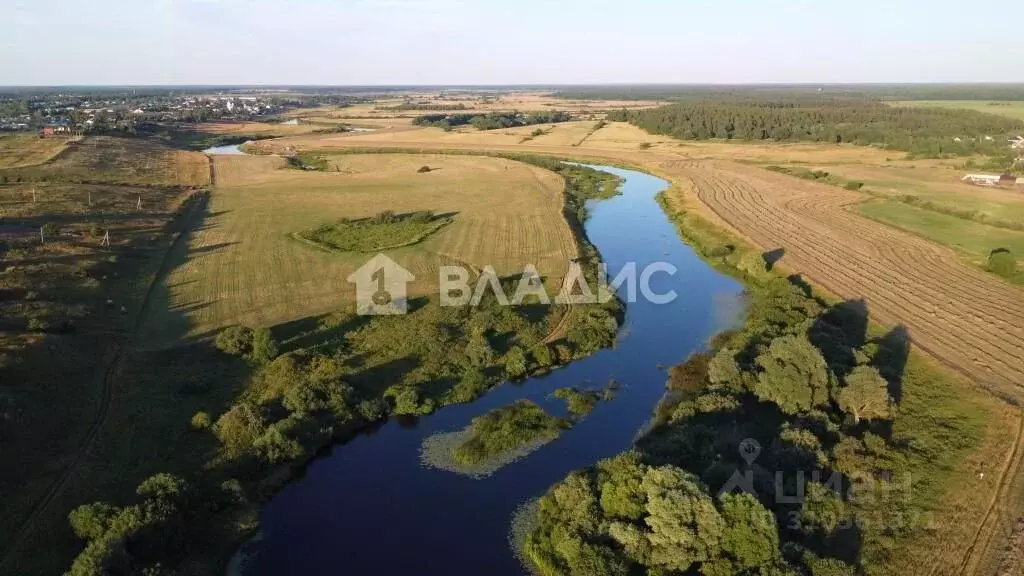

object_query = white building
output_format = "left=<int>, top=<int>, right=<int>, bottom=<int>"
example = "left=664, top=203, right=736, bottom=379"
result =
left=962, top=173, right=1002, bottom=186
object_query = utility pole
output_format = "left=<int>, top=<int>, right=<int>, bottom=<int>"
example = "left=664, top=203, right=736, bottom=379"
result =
left=40, top=226, right=44, bottom=244
left=101, top=230, right=110, bottom=247
left=88, top=190, right=92, bottom=206
left=32, top=188, right=36, bottom=202
left=137, top=194, right=142, bottom=210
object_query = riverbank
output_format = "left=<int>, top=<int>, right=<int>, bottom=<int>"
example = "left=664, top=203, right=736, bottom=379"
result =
left=518, top=170, right=1010, bottom=575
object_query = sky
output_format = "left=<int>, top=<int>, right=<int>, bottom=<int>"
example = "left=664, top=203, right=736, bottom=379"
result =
left=3, top=0, right=1023, bottom=86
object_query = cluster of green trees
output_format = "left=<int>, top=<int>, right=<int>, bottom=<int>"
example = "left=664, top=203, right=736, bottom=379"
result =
left=524, top=253, right=984, bottom=575
left=412, top=111, right=573, bottom=131
left=609, top=100, right=1024, bottom=156
left=453, top=400, right=569, bottom=466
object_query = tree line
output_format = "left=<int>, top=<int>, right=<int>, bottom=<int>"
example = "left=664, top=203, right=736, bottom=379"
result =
left=556, top=84, right=1024, bottom=102
left=608, top=99, right=1024, bottom=156
left=413, top=111, right=573, bottom=131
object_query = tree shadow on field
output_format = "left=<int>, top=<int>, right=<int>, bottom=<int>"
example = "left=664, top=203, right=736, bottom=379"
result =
left=763, top=248, right=785, bottom=271
left=809, top=299, right=868, bottom=379
left=786, top=273, right=813, bottom=297
left=807, top=299, right=910, bottom=407
left=871, top=324, right=910, bottom=405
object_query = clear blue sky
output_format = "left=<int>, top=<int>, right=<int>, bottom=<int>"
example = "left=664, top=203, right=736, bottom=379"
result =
left=3, top=0, right=1023, bottom=85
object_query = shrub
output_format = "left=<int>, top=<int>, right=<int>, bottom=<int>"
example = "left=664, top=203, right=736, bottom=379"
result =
left=987, top=248, right=1017, bottom=278
left=667, top=352, right=712, bottom=392
left=27, top=317, right=50, bottom=332
left=417, top=166, right=432, bottom=173
left=844, top=181, right=865, bottom=191
left=531, top=344, right=554, bottom=367
left=213, top=402, right=265, bottom=451
left=531, top=128, right=545, bottom=137
left=373, top=210, right=398, bottom=224
left=253, top=426, right=304, bottom=464
left=190, top=411, right=212, bottom=430
left=357, top=398, right=388, bottom=421
left=41, top=222, right=60, bottom=236
left=708, top=244, right=735, bottom=258
left=638, top=142, right=652, bottom=149
left=447, top=369, right=489, bottom=404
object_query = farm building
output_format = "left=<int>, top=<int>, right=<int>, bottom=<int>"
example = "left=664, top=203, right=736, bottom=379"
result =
left=962, top=173, right=1002, bottom=186
left=961, top=173, right=1020, bottom=187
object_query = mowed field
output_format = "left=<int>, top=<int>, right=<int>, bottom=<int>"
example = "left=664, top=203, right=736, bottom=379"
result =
left=20, top=136, right=211, bottom=186
left=890, top=100, right=1024, bottom=121
left=0, top=134, right=77, bottom=169
left=140, top=153, right=578, bottom=346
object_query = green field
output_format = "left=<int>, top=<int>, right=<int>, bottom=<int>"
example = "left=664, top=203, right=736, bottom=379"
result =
left=857, top=200, right=1024, bottom=257
left=890, top=100, right=1024, bottom=122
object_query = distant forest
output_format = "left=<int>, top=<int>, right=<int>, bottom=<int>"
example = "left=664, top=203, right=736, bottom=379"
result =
left=556, top=84, right=1024, bottom=102
left=608, top=100, right=1024, bottom=157
left=413, top=110, right=572, bottom=131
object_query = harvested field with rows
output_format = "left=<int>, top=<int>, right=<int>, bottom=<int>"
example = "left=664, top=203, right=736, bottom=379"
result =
left=675, top=160, right=1024, bottom=397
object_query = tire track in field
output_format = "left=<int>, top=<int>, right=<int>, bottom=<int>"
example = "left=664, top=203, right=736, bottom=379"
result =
left=954, top=413, right=1024, bottom=576
left=0, top=187, right=212, bottom=573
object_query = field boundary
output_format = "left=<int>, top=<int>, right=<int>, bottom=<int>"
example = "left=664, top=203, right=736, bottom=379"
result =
left=956, top=411, right=1024, bottom=575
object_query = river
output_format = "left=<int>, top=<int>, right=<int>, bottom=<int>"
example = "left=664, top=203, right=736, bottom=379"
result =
left=238, top=165, right=744, bottom=575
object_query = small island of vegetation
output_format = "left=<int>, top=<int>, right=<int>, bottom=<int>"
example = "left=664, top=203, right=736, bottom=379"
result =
left=292, top=210, right=453, bottom=253
left=420, top=400, right=569, bottom=478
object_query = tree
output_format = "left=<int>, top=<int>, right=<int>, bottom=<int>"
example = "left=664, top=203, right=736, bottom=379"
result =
left=69, top=502, right=120, bottom=540
left=707, top=348, right=742, bottom=391
left=215, top=325, right=254, bottom=356
left=136, top=473, right=187, bottom=502
left=754, top=335, right=833, bottom=414
left=837, top=365, right=891, bottom=423
left=597, top=453, right=647, bottom=521
left=249, top=327, right=278, bottom=365
left=504, top=346, right=528, bottom=379
left=463, top=329, right=495, bottom=368
left=716, top=492, right=781, bottom=571
left=641, top=466, right=724, bottom=571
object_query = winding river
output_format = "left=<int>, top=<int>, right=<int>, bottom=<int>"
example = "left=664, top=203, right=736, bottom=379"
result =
left=239, top=165, right=744, bottom=575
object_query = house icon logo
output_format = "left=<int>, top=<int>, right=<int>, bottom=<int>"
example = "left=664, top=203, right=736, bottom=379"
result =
left=346, top=254, right=416, bottom=316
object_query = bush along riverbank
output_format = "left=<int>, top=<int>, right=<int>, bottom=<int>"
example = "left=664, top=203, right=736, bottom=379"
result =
left=59, top=156, right=628, bottom=574
left=518, top=187, right=990, bottom=575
